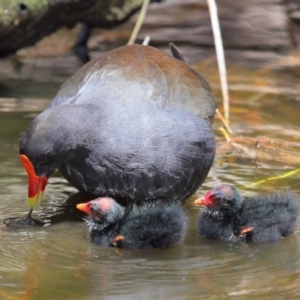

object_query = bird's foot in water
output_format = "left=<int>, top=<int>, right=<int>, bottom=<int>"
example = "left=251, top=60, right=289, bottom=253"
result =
left=25, top=209, right=46, bottom=226
left=110, top=235, right=125, bottom=247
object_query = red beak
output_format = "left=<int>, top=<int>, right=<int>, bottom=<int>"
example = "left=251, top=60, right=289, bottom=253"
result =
left=76, top=203, right=90, bottom=214
left=20, top=154, right=48, bottom=209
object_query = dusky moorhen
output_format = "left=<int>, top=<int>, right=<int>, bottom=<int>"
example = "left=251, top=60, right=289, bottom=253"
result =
left=195, top=184, right=299, bottom=242
left=20, top=44, right=217, bottom=209
left=77, top=197, right=187, bottom=249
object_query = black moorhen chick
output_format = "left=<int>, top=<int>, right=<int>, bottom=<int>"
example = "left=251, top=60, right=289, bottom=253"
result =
left=19, top=44, right=217, bottom=210
left=195, top=184, right=299, bottom=242
left=77, top=197, right=187, bottom=249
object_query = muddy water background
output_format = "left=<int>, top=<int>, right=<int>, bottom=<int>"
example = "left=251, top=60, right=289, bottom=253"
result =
left=1, top=1, right=300, bottom=299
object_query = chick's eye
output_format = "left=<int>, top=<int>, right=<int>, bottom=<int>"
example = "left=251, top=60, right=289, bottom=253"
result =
left=212, top=196, right=224, bottom=207
left=214, top=196, right=221, bottom=203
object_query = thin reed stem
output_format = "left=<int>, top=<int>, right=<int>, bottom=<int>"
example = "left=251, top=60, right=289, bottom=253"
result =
left=207, top=0, right=230, bottom=124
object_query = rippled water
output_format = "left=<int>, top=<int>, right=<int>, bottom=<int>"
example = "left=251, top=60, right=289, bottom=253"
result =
left=1, top=1, right=300, bottom=295
left=0, top=79, right=300, bottom=299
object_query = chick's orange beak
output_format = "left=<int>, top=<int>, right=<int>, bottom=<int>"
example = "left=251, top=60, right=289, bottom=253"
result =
left=76, top=203, right=90, bottom=214
left=194, top=198, right=205, bottom=206
left=20, top=154, right=48, bottom=209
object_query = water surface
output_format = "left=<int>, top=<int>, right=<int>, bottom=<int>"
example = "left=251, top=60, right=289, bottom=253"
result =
left=0, top=76, right=300, bottom=300
left=1, top=4, right=300, bottom=299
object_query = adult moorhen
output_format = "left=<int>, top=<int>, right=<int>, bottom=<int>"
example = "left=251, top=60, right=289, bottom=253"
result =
left=20, top=44, right=217, bottom=209
left=77, top=197, right=187, bottom=249
left=195, top=184, right=299, bottom=242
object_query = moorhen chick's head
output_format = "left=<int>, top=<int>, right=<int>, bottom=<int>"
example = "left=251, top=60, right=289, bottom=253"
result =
left=196, top=184, right=243, bottom=218
left=77, top=197, right=125, bottom=232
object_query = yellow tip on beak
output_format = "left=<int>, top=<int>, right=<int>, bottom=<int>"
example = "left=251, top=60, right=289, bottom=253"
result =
left=76, top=203, right=84, bottom=211
left=28, top=191, right=44, bottom=209
left=76, top=203, right=90, bottom=214
left=194, top=198, right=204, bottom=206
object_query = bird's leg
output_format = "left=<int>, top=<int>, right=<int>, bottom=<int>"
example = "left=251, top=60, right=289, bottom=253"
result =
left=110, top=235, right=125, bottom=247
left=25, top=209, right=45, bottom=226
left=26, top=209, right=34, bottom=225
left=114, top=248, right=124, bottom=257
left=237, top=226, right=254, bottom=237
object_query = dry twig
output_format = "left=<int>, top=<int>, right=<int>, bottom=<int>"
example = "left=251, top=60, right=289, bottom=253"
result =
left=128, top=0, right=150, bottom=45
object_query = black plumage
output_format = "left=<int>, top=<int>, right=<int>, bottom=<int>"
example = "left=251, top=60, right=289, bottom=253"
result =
left=77, top=197, right=187, bottom=249
left=196, top=185, right=299, bottom=243
left=20, top=44, right=217, bottom=209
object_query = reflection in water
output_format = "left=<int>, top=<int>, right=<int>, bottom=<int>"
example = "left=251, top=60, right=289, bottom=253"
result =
left=1, top=69, right=300, bottom=300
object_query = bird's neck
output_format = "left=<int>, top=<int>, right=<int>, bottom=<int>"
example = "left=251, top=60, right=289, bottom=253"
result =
left=49, top=105, right=104, bottom=150
left=107, top=202, right=126, bottom=225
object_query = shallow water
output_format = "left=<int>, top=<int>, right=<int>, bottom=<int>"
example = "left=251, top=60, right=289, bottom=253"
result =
left=0, top=75, right=300, bottom=300
left=1, top=2, right=300, bottom=299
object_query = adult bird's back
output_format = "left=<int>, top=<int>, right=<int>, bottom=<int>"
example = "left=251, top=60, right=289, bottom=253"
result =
left=20, top=44, right=217, bottom=208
